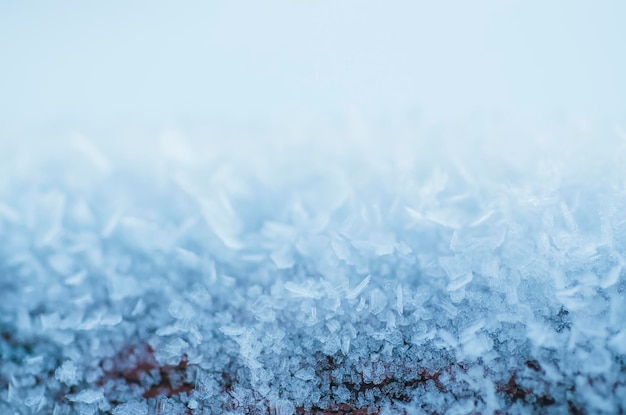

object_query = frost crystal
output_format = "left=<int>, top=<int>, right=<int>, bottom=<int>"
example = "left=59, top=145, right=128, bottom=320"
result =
left=69, top=389, right=104, bottom=404
left=55, top=361, right=79, bottom=386
left=1, top=123, right=626, bottom=414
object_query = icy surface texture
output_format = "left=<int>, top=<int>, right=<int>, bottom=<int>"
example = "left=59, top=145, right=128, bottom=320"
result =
left=1, top=121, right=626, bottom=414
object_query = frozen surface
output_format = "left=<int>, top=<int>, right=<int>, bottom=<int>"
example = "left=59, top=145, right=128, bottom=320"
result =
left=1, top=121, right=626, bottom=414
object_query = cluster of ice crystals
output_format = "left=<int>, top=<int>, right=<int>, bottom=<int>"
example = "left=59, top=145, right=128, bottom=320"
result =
left=1, top=121, right=626, bottom=414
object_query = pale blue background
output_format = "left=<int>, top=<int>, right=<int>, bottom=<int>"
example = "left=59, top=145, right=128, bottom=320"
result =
left=1, top=1, right=624, bottom=132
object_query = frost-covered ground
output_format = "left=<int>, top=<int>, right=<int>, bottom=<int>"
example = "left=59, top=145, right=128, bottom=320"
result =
left=1, top=120, right=626, bottom=414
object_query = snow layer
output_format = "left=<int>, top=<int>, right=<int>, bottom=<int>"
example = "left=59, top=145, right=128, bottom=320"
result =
left=1, top=121, right=626, bottom=414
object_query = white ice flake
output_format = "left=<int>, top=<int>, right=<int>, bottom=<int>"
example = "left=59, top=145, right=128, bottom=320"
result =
left=346, top=275, right=371, bottom=300
left=69, top=389, right=104, bottom=404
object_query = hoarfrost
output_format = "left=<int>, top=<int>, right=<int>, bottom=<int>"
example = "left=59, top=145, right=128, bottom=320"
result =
left=2, top=123, right=626, bottom=414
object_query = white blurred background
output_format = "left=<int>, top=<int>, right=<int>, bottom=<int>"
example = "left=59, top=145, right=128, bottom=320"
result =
left=1, top=0, right=624, bottom=137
